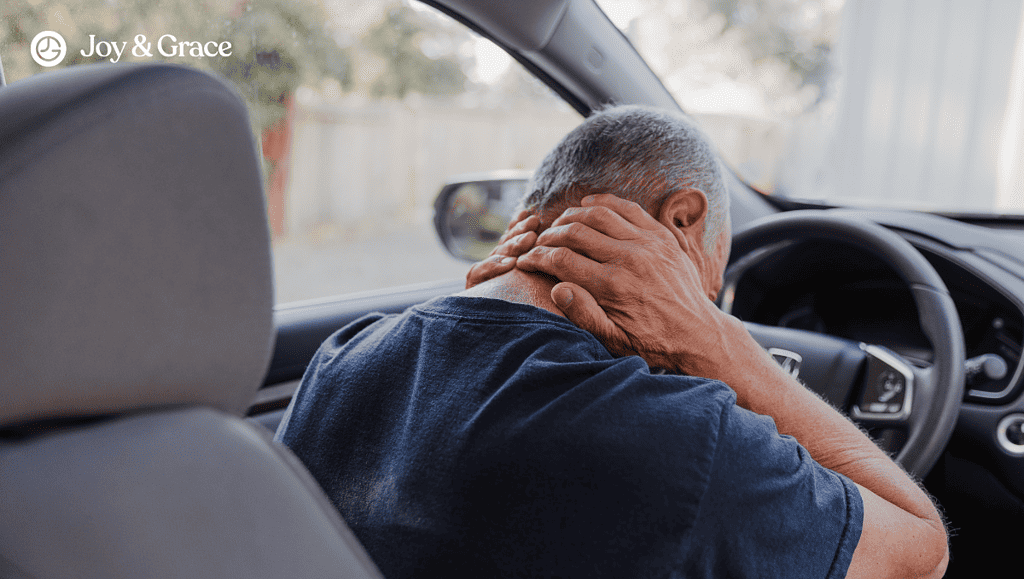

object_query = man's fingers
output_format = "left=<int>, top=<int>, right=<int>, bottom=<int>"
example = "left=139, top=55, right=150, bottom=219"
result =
left=508, top=231, right=538, bottom=255
left=581, top=194, right=664, bottom=232
left=549, top=194, right=674, bottom=246
left=535, top=222, right=624, bottom=263
left=465, top=254, right=517, bottom=289
left=518, top=245, right=613, bottom=295
left=499, top=212, right=539, bottom=244
left=465, top=213, right=540, bottom=289
left=551, top=282, right=630, bottom=355
left=550, top=204, right=645, bottom=243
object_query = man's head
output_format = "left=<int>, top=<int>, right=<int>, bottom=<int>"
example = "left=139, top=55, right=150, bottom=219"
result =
left=518, top=105, right=731, bottom=297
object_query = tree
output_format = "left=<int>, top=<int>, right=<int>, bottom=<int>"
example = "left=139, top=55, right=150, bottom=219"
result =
left=359, top=2, right=467, bottom=98
left=0, top=0, right=353, bottom=133
left=619, top=0, right=843, bottom=116
left=708, top=0, right=839, bottom=100
left=213, top=0, right=353, bottom=130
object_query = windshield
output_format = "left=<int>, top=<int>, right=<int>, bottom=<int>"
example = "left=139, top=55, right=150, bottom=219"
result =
left=596, top=0, right=1024, bottom=216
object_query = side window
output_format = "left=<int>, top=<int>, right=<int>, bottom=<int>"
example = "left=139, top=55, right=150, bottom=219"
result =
left=0, top=0, right=581, bottom=304
left=273, top=3, right=580, bottom=302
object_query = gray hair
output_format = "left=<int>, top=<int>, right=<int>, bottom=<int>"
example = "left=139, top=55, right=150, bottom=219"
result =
left=521, top=105, right=729, bottom=254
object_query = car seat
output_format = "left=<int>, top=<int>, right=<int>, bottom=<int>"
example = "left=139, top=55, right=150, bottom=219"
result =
left=0, top=63, right=383, bottom=579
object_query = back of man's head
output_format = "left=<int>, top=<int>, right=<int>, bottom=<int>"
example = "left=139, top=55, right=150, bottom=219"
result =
left=521, top=105, right=728, bottom=254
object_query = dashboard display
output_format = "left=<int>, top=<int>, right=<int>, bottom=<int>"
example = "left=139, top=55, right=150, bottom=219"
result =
left=724, top=240, right=1023, bottom=403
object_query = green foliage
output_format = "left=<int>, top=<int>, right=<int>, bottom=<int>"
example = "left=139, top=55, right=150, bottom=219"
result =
left=709, top=0, right=838, bottom=94
left=2, top=0, right=500, bottom=124
left=360, top=2, right=467, bottom=98
left=0, top=0, right=353, bottom=133
left=211, top=0, right=353, bottom=129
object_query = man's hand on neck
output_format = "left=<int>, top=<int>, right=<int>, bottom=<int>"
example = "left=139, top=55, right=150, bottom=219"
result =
left=464, top=210, right=540, bottom=291
left=460, top=208, right=566, bottom=316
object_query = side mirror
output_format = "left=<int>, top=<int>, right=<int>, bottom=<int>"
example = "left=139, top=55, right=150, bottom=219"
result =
left=432, top=171, right=531, bottom=262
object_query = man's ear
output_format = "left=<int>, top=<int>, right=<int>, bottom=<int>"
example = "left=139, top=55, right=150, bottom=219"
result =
left=657, top=188, right=708, bottom=241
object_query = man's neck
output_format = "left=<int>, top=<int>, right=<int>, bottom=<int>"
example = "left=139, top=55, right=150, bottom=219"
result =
left=458, top=269, right=565, bottom=318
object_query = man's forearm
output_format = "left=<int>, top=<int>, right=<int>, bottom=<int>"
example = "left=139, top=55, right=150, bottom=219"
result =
left=711, top=315, right=931, bottom=514
left=699, top=313, right=949, bottom=578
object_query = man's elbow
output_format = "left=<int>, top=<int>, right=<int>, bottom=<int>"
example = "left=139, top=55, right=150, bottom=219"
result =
left=914, top=522, right=949, bottom=579
left=847, top=495, right=950, bottom=579
left=926, top=545, right=950, bottom=579
left=892, top=518, right=948, bottom=579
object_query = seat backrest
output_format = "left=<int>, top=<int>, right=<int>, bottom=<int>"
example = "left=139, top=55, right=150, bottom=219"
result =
left=0, top=63, right=383, bottom=579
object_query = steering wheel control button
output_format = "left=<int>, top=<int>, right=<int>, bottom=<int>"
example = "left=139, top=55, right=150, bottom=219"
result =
left=997, top=414, right=1024, bottom=456
left=864, top=368, right=905, bottom=413
left=852, top=344, right=914, bottom=422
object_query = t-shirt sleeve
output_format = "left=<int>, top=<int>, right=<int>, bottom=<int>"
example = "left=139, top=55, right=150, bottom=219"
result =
left=683, top=403, right=863, bottom=579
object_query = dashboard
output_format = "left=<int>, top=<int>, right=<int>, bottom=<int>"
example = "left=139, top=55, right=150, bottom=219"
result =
left=719, top=209, right=1024, bottom=568
left=725, top=238, right=1024, bottom=403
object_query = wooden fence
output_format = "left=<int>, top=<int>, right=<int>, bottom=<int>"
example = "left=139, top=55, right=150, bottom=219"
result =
left=282, top=95, right=582, bottom=238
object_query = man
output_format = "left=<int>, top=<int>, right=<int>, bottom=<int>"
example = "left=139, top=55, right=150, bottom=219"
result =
left=277, top=106, right=948, bottom=578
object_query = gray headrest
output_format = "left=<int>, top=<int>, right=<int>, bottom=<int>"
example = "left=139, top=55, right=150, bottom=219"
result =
left=0, top=63, right=274, bottom=426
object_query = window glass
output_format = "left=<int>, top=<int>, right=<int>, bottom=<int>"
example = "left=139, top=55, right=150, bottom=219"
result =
left=596, top=0, right=845, bottom=191
left=1, top=0, right=581, bottom=303
left=596, top=0, right=1024, bottom=215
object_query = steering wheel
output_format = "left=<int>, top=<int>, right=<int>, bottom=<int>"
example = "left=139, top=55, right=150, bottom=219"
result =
left=725, top=210, right=965, bottom=477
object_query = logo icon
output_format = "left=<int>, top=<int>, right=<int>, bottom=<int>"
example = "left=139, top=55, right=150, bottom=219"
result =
left=31, top=31, right=67, bottom=67
left=768, top=348, right=803, bottom=379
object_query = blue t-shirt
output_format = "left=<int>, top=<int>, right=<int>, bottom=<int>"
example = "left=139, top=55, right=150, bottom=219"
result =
left=277, top=296, right=862, bottom=578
